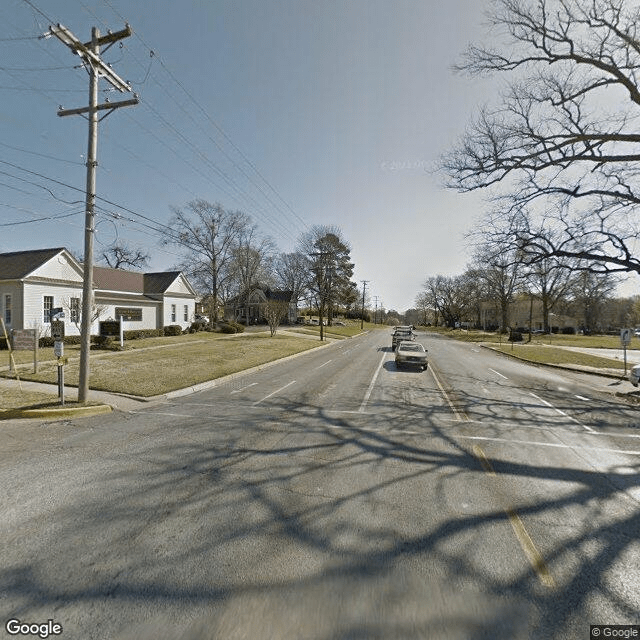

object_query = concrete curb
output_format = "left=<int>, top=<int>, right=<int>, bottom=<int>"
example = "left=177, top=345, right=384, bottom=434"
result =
left=481, top=343, right=628, bottom=380
left=0, top=337, right=337, bottom=417
left=137, top=339, right=336, bottom=402
left=0, top=403, right=112, bottom=420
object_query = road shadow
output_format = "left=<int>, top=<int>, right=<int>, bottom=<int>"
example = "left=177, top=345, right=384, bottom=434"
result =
left=1, top=385, right=639, bottom=639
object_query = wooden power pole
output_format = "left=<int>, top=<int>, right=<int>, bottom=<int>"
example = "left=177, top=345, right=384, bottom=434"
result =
left=50, top=23, right=137, bottom=403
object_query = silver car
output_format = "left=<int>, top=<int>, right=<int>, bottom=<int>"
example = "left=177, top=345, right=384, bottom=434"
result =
left=629, top=363, right=640, bottom=387
left=395, top=340, right=428, bottom=371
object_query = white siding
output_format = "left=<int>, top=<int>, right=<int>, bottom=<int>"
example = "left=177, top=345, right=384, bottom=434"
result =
left=30, top=252, right=83, bottom=283
left=98, top=302, right=158, bottom=332
left=164, top=274, right=194, bottom=296
left=0, top=283, right=22, bottom=331
left=23, top=282, right=84, bottom=336
left=163, top=296, right=195, bottom=330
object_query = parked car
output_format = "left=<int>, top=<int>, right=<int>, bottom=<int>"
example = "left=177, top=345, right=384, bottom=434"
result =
left=392, top=327, right=415, bottom=350
left=395, top=341, right=428, bottom=371
left=193, top=314, right=209, bottom=324
left=629, top=363, right=640, bottom=387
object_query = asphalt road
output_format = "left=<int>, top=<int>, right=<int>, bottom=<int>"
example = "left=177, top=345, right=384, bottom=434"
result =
left=1, top=329, right=639, bottom=640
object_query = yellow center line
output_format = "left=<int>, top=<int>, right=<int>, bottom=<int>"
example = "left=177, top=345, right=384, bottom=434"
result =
left=472, top=445, right=556, bottom=589
left=429, top=363, right=468, bottom=421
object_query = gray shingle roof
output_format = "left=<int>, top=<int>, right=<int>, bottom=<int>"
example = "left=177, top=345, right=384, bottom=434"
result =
left=0, top=247, right=67, bottom=280
left=93, top=266, right=145, bottom=292
left=0, top=248, right=190, bottom=296
left=144, top=272, right=181, bottom=294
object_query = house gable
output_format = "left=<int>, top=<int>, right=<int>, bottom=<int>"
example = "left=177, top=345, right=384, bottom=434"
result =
left=163, top=273, right=197, bottom=297
left=27, top=249, right=84, bottom=285
left=0, top=247, right=82, bottom=284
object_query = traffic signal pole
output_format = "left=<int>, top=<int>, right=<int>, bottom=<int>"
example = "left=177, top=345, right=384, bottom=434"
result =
left=50, top=23, right=137, bottom=403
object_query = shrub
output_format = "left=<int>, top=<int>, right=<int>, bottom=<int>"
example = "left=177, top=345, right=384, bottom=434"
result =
left=218, top=322, right=238, bottom=334
left=0, top=336, right=7, bottom=350
left=91, top=335, right=115, bottom=350
left=508, top=331, right=523, bottom=342
left=561, top=326, right=576, bottom=335
left=123, top=329, right=162, bottom=340
left=163, top=325, right=183, bottom=336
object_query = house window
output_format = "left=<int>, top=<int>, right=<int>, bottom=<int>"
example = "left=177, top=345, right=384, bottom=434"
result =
left=70, top=297, right=80, bottom=323
left=43, top=296, right=53, bottom=323
left=183, top=305, right=188, bottom=322
left=4, top=294, right=11, bottom=325
left=171, top=304, right=176, bottom=323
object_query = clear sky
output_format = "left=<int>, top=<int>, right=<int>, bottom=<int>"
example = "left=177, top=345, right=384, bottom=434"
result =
left=0, top=0, right=496, bottom=312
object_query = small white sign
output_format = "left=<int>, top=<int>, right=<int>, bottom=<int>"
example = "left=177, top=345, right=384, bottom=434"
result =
left=621, top=328, right=632, bottom=346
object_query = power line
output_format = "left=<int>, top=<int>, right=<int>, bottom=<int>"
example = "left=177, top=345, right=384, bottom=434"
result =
left=101, top=0, right=308, bottom=234
left=20, top=0, right=55, bottom=25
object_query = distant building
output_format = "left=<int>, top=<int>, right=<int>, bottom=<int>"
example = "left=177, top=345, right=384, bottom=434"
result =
left=224, top=286, right=297, bottom=325
left=0, top=247, right=197, bottom=336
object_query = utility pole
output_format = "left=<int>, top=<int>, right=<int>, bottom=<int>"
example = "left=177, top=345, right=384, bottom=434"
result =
left=50, top=23, right=138, bottom=403
left=373, top=295, right=379, bottom=325
left=360, top=280, right=369, bottom=330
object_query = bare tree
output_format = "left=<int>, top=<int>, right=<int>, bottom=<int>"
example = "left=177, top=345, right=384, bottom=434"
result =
left=264, top=299, right=290, bottom=337
left=101, top=243, right=150, bottom=270
left=274, top=252, right=311, bottom=307
left=298, top=226, right=355, bottom=339
left=422, top=275, right=472, bottom=328
left=163, top=200, right=249, bottom=321
left=228, top=224, right=276, bottom=298
left=442, top=0, right=640, bottom=275
left=565, top=270, right=618, bottom=333
left=470, top=240, right=523, bottom=331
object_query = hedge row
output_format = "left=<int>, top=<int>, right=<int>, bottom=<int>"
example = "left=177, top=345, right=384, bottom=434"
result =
left=0, top=322, right=248, bottom=349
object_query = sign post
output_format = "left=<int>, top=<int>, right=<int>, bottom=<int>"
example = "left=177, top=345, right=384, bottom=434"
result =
left=51, top=312, right=66, bottom=405
left=54, top=341, right=65, bottom=405
left=621, top=328, right=632, bottom=375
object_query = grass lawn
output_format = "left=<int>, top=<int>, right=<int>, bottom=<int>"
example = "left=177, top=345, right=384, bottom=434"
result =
left=288, top=321, right=384, bottom=339
left=2, top=334, right=321, bottom=397
left=423, top=326, right=640, bottom=350
left=490, top=343, right=626, bottom=370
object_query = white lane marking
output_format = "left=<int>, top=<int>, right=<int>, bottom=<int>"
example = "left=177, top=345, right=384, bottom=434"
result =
left=315, top=360, right=332, bottom=370
left=253, top=380, right=296, bottom=406
left=128, top=411, right=194, bottom=418
left=575, top=395, right=590, bottom=401
left=529, top=392, right=596, bottom=433
left=359, top=352, right=387, bottom=413
left=489, top=368, right=508, bottom=379
left=440, top=417, right=640, bottom=439
left=230, top=383, right=259, bottom=395
left=458, top=434, right=640, bottom=456
left=169, top=402, right=218, bottom=406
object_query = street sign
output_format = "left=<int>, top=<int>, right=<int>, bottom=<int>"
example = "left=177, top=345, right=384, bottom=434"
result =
left=100, top=320, right=120, bottom=337
left=51, top=320, right=65, bottom=340
left=115, top=307, right=142, bottom=321
left=11, top=329, right=36, bottom=351
left=621, top=328, right=632, bottom=346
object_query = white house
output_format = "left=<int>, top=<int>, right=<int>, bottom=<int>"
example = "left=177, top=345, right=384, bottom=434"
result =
left=0, top=247, right=197, bottom=337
